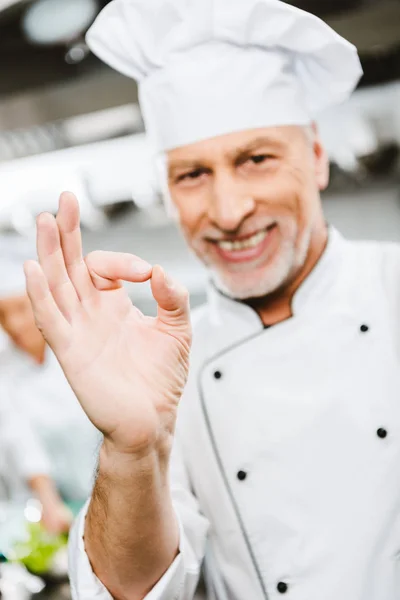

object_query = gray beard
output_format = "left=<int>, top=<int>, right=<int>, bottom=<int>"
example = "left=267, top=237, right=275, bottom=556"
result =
left=209, top=228, right=311, bottom=301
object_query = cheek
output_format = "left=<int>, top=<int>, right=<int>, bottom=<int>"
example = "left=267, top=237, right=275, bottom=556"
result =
left=172, top=191, right=209, bottom=240
left=252, top=168, right=301, bottom=217
left=263, top=165, right=313, bottom=218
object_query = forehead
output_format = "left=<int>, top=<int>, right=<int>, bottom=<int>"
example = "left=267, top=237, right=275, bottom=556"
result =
left=166, top=125, right=307, bottom=168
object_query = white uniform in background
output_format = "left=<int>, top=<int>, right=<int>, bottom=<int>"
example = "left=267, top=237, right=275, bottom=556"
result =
left=0, top=343, right=101, bottom=503
left=0, top=316, right=51, bottom=501
left=71, top=230, right=400, bottom=599
left=0, top=371, right=51, bottom=501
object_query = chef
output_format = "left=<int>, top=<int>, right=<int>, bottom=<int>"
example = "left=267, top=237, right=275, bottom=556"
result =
left=0, top=363, right=69, bottom=535
left=23, top=1, right=400, bottom=599
left=0, top=235, right=100, bottom=530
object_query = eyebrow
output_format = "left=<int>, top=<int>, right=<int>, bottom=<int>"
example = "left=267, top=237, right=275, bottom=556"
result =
left=229, top=136, right=283, bottom=163
left=168, top=160, right=206, bottom=179
left=168, top=135, right=283, bottom=178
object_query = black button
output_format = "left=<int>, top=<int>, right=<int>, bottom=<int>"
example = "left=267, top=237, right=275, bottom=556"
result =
left=277, top=582, right=288, bottom=594
left=360, top=324, right=369, bottom=333
left=237, top=470, right=247, bottom=481
left=377, top=428, right=388, bottom=439
left=213, top=370, right=222, bottom=380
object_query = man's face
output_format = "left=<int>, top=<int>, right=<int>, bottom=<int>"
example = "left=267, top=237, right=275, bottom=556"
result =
left=0, top=294, right=45, bottom=362
left=167, top=125, right=329, bottom=299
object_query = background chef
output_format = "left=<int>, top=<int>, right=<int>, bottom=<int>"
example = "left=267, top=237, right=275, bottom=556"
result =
left=22, top=1, right=400, bottom=600
left=0, top=235, right=100, bottom=530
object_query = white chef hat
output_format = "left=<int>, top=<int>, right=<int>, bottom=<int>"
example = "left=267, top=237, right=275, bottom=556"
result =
left=86, top=0, right=363, bottom=152
left=0, top=233, right=36, bottom=299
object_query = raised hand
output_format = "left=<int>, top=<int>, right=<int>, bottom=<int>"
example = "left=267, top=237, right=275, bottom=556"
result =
left=24, top=192, right=191, bottom=456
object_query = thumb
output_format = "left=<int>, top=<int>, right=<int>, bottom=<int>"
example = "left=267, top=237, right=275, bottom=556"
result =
left=151, top=265, right=190, bottom=328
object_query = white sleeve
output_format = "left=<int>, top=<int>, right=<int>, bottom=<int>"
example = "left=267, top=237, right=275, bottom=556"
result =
left=68, top=436, right=209, bottom=600
left=0, top=381, right=51, bottom=479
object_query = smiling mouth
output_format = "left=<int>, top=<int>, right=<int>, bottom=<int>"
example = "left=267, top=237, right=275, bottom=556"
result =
left=217, top=230, right=266, bottom=251
left=212, top=223, right=276, bottom=251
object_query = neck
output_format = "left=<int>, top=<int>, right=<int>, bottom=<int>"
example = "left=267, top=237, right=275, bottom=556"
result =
left=247, top=223, right=329, bottom=326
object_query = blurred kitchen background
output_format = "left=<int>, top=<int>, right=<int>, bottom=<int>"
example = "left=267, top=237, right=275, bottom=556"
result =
left=0, top=0, right=399, bottom=598
left=0, top=0, right=398, bottom=312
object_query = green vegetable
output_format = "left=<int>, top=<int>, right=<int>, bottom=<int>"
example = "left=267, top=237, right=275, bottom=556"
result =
left=10, top=522, right=68, bottom=575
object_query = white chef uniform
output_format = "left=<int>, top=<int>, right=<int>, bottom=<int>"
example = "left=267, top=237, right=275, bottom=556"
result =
left=0, top=237, right=52, bottom=500
left=70, top=230, right=400, bottom=599
left=0, top=344, right=101, bottom=503
left=0, top=363, right=51, bottom=501
left=66, top=0, right=396, bottom=599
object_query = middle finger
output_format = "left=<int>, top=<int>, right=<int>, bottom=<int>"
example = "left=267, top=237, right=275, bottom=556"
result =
left=56, top=191, right=95, bottom=302
left=36, top=212, right=80, bottom=321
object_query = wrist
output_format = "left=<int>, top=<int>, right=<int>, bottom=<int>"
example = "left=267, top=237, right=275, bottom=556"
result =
left=99, top=439, right=171, bottom=487
left=102, top=430, right=173, bottom=464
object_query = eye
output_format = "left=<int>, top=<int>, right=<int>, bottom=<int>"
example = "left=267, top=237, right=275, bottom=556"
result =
left=177, top=168, right=207, bottom=182
left=249, top=154, right=269, bottom=165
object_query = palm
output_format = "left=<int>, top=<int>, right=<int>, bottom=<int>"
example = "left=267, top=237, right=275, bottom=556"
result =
left=25, top=193, right=191, bottom=454
left=62, top=288, right=190, bottom=451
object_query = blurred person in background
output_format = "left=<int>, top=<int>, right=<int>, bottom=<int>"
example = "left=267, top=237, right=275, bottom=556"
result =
left=0, top=357, right=71, bottom=535
left=24, top=1, right=400, bottom=600
left=0, top=235, right=100, bottom=534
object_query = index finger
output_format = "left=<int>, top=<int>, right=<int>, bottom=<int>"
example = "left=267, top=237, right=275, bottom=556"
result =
left=85, top=251, right=153, bottom=290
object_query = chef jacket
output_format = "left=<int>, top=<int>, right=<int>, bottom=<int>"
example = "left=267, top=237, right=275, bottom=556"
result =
left=0, top=376, right=51, bottom=499
left=0, top=345, right=101, bottom=502
left=69, top=228, right=400, bottom=600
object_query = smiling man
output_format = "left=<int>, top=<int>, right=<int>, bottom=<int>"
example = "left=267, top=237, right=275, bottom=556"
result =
left=167, top=125, right=328, bottom=320
left=23, top=1, right=400, bottom=600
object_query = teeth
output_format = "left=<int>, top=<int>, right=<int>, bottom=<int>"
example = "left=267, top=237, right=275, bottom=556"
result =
left=218, top=230, right=267, bottom=251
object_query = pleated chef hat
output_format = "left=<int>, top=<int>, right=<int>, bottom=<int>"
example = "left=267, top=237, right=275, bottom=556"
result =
left=86, top=0, right=363, bottom=152
left=0, top=234, right=35, bottom=298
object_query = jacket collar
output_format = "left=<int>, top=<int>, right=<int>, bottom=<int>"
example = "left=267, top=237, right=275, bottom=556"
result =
left=206, top=226, right=346, bottom=335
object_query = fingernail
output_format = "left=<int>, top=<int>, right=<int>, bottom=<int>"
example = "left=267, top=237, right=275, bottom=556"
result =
left=132, top=259, right=152, bottom=275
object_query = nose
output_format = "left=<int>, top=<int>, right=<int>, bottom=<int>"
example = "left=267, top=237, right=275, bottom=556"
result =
left=208, top=171, right=255, bottom=233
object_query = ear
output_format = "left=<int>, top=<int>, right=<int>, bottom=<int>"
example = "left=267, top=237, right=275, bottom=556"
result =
left=310, top=122, right=330, bottom=191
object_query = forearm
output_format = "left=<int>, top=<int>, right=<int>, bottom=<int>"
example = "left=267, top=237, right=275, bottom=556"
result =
left=85, top=440, right=179, bottom=600
left=28, top=474, right=61, bottom=507
left=29, top=474, right=72, bottom=533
